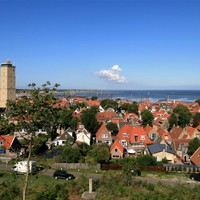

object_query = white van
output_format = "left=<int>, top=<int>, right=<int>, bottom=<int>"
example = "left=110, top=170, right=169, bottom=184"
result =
left=11, top=160, right=37, bottom=174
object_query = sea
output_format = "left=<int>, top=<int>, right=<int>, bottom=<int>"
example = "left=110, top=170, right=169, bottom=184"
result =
left=57, top=90, right=200, bottom=103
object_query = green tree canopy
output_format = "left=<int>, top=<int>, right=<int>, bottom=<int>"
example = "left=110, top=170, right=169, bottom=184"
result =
left=81, top=106, right=101, bottom=136
left=91, top=96, right=98, bottom=100
left=168, top=113, right=178, bottom=130
left=187, top=137, right=200, bottom=156
left=0, top=114, right=15, bottom=135
left=69, top=117, right=80, bottom=130
left=7, top=82, right=61, bottom=137
left=100, top=99, right=118, bottom=110
left=136, top=154, right=157, bottom=166
left=62, top=146, right=81, bottom=163
left=87, top=143, right=111, bottom=164
left=57, top=108, right=73, bottom=130
left=195, top=99, right=200, bottom=106
left=173, top=104, right=192, bottom=128
left=193, top=112, right=200, bottom=127
left=121, top=102, right=138, bottom=114
left=6, top=81, right=60, bottom=200
left=141, top=109, right=154, bottom=127
left=106, top=122, right=119, bottom=136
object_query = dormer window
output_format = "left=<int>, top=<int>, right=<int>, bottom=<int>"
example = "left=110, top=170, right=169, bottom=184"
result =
left=164, top=135, right=169, bottom=140
left=123, top=133, right=127, bottom=137
left=134, top=135, right=138, bottom=142
left=140, top=135, right=145, bottom=140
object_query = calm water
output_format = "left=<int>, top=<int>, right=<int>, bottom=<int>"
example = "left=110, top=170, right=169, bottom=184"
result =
left=58, top=90, right=200, bottom=103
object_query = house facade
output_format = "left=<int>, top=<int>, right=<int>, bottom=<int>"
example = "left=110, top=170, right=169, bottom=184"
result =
left=96, top=124, right=112, bottom=146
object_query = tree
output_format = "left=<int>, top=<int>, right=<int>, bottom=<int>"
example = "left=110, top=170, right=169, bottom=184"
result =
left=87, top=143, right=110, bottom=163
left=6, top=81, right=60, bottom=200
left=78, top=142, right=91, bottom=162
left=106, top=122, right=119, bottom=136
left=121, top=102, right=138, bottom=114
left=188, top=137, right=200, bottom=156
left=81, top=106, right=100, bottom=136
left=195, top=99, right=200, bottom=106
left=0, top=114, right=15, bottom=135
left=100, top=99, right=118, bottom=110
left=173, top=104, right=192, bottom=128
left=69, top=117, right=80, bottom=130
left=136, top=155, right=157, bottom=166
left=91, top=96, right=98, bottom=100
left=32, top=134, right=48, bottom=155
left=193, top=112, right=200, bottom=127
left=168, top=113, right=178, bottom=130
left=121, top=158, right=138, bottom=186
left=57, top=108, right=73, bottom=130
left=141, top=109, right=154, bottom=127
left=62, top=146, right=81, bottom=163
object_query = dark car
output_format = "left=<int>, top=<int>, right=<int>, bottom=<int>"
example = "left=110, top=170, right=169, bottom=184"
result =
left=190, top=173, right=200, bottom=181
left=131, top=169, right=141, bottom=176
left=53, top=170, right=75, bottom=180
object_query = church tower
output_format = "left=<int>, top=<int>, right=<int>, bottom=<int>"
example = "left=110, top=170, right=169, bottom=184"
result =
left=0, top=59, right=16, bottom=108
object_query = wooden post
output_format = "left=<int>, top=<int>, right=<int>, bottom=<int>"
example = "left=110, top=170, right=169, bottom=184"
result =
left=89, top=178, right=92, bottom=193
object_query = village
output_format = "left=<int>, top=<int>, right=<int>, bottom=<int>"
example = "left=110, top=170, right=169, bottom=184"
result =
left=1, top=94, right=200, bottom=168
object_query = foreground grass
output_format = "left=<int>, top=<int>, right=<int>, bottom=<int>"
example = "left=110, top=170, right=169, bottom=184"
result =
left=1, top=170, right=200, bottom=200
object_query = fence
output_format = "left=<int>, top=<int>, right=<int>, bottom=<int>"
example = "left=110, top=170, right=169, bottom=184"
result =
left=101, top=163, right=165, bottom=172
left=52, top=163, right=200, bottom=173
left=101, top=163, right=122, bottom=170
left=164, top=164, right=200, bottom=173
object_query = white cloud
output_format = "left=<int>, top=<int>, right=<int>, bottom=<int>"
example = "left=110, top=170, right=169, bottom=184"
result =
left=96, top=65, right=127, bottom=83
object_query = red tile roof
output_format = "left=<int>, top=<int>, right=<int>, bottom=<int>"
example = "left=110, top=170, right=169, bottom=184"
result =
left=169, top=126, right=183, bottom=140
left=172, top=139, right=191, bottom=151
left=110, top=139, right=124, bottom=154
left=0, top=135, right=15, bottom=149
left=185, top=126, right=196, bottom=138
left=96, top=112, right=117, bottom=122
left=144, top=125, right=153, bottom=134
left=117, top=125, right=153, bottom=145
left=124, top=113, right=138, bottom=120
left=85, top=100, right=100, bottom=107
left=190, top=147, right=200, bottom=166
left=96, top=124, right=110, bottom=138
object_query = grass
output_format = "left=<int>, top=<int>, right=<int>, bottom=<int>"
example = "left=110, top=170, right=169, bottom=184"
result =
left=1, top=170, right=200, bottom=200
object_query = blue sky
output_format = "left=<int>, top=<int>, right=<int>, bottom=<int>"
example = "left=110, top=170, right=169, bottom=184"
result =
left=0, top=0, right=200, bottom=90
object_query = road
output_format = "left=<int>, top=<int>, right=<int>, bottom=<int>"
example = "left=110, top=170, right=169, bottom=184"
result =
left=35, top=167, right=200, bottom=188
left=1, top=163, right=200, bottom=187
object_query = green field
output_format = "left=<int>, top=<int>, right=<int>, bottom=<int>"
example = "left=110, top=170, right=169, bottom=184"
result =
left=1, top=169, right=200, bottom=200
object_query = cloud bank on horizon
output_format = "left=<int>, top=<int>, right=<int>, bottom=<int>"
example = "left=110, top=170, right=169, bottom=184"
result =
left=96, top=65, right=127, bottom=84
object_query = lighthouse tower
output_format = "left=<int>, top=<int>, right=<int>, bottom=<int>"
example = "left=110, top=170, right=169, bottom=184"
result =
left=0, top=59, right=16, bottom=108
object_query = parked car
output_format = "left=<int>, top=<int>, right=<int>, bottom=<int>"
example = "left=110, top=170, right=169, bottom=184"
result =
left=190, top=173, right=200, bottom=181
left=131, top=169, right=141, bottom=176
left=53, top=170, right=75, bottom=180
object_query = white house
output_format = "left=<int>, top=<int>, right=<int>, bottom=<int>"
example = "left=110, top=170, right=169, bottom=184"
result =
left=75, top=124, right=91, bottom=145
left=52, top=128, right=75, bottom=146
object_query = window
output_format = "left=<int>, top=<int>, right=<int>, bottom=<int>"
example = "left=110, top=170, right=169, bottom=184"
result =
left=140, top=135, right=145, bottom=140
left=164, top=135, right=169, bottom=140
left=151, top=133, right=156, bottom=140
left=0, top=140, right=4, bottom=146
left=134, top=135, right=138, bottom=142
left=115, top=148, right=118, bottom=152
left=102, top=134, right=108, bottom=138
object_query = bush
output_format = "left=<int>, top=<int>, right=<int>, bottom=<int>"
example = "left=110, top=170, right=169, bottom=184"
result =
left=136, top=155, right=157, bottom=166
left=33, top=184, right=68, bottom=200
